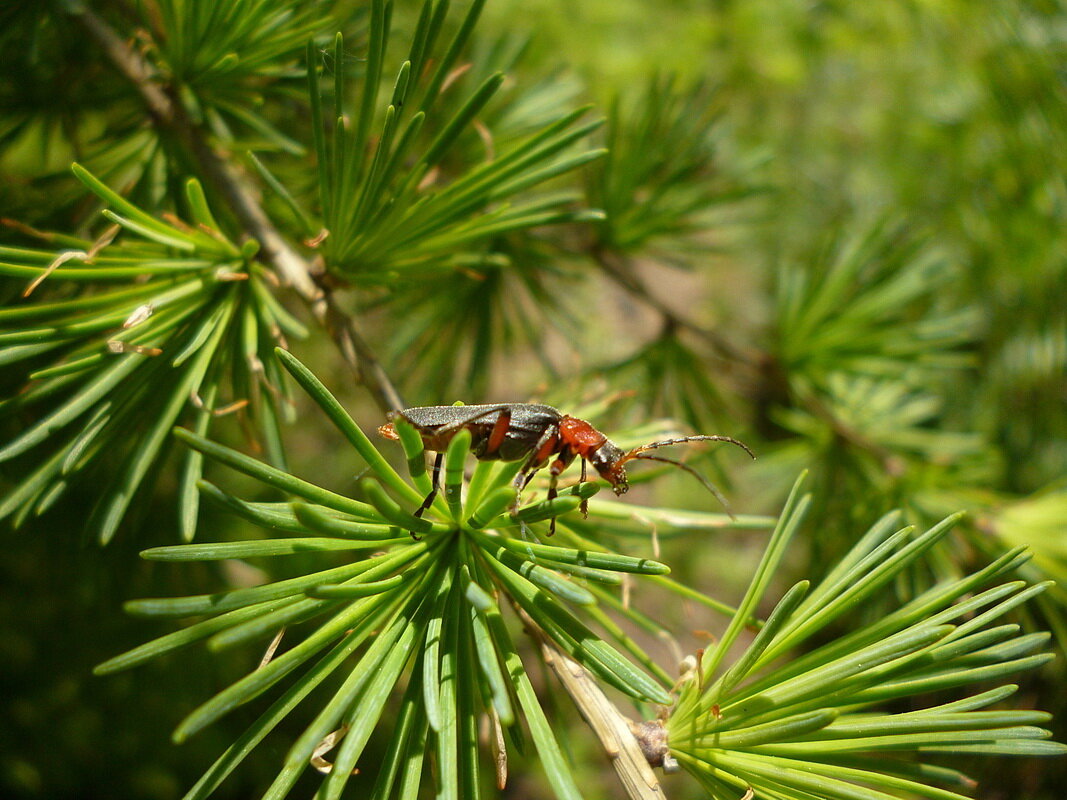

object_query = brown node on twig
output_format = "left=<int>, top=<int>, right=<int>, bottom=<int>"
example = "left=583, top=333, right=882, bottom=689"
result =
left=25, top=250, right=86, bottom=297
left=161, top=212, right=196, bottom=234
left=257, top=628, right=285, bottom=669
left=417, top=166, right=440, bottom=192
left=473, top=119, right=495, bottom=160
left=627, top=719, right=678, bottom=773
left=122, top=303, right=155, bottom=329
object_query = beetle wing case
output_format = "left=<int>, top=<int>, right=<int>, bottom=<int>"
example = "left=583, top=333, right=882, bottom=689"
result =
left=392, top=404, right=563, bottom=461
left=490, top=404, right=562, bottom=461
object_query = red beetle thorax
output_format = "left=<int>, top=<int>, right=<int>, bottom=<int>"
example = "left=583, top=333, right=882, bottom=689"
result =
left=558, top=416, right=608, bottom=457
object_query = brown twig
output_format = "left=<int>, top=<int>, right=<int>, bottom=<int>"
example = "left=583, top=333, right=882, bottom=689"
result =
left=802, top=388, right=906, bottom=475
left=507, top=602, right=667, bottom=799
left=538, top=635, right=668, bottom=799
left=69, top=5, right=404, bottom=414
left=591, top=245, right=759, bottom=369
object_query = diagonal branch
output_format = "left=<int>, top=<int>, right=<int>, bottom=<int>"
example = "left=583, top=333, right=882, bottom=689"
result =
left=510, top=601, right=667, bottom=799
left=591, top=245, right=760, bottom=370
left=538, top=636, right=668, bottom=800
left=68, top=4, right=404, bottom=414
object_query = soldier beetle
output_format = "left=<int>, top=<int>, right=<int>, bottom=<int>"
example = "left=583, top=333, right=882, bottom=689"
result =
left=378, top=403, right=754, bottom=535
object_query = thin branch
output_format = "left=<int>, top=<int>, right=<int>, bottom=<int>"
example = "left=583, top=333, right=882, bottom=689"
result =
left=509, top=603, right=667, bottom=799
left=802, top=388, right=904, bottom=474
left=539, top=637, right=668, bottom=800
left=68, top=4, right=404, bottom=413
left=320, top=292, right=406, bottom=412
left=591, top=245, right=760, bottom=369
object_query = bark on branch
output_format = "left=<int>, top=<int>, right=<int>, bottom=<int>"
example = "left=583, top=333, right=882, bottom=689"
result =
left=70, top=4, right=404, bottom=413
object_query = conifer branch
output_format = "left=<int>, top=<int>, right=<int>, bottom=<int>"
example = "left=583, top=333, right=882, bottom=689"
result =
left=540, top=638, right=668, bottom=800
left=68, top=3, right=405, bottom=413
left=512, top=602, right=667, bottom=799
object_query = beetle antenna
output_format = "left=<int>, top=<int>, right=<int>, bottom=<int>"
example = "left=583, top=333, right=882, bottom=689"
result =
left=623, top=435, right=755, bottom=461
left=630, top=453, right=736, bottom=519
left=617, top=435, right=754, bottom=519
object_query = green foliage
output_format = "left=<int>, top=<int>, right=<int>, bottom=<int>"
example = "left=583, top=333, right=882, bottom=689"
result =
left=589, top=76, right=748, bottom=256
left=772, top=219, right=977, bottom=390
left=0, top=167, right=300, bottom=542
left=305, top=2, right=604, bottom=280
left=669, top=478, right=1064, bottom=799
left=382, top=242, right=577, bottom=400
left=763, top=219, right=984, bottom=499
left=99, top=352, right=682, bottom=798
left=1, top=0, right=1065, bottom=798
left=0, top=4, right=137, bottom=222
left=100, top=364, right=1063, bottom=799
left=148, top=0, right=323, bottom=88
left=140, top=0, right=332, bottom=157
left=0, top=0, right=607, bottom=540
left=580, top=75, right=764, bottom=434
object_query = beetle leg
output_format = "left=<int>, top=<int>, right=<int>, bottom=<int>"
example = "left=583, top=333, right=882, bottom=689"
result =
left=518, top=465, right=544, bottom=491
left=547, top=472, right=559, bottom=536
left=516, top=425, right=560, bottom=490
left=510, top=468, right=536, bottom=540
left=579, top=459, right=589, bottom=518
left=508, top=424, right=563, bottom=538
left=413, top=452, right=444, bottom=522
left=513, top=464, right=541, bottom=504
left=510, top=466, right=544, bottom=544
left=511, top=425, right=556, bottom=508
left=545, top=452, right=575, bottom=537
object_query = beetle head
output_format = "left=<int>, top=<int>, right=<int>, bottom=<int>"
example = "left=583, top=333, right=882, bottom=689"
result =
left=588, top=440, right=629, bottom=495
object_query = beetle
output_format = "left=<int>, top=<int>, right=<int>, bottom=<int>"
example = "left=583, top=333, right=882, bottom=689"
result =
left=378, top=403, right=754, bottom=535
